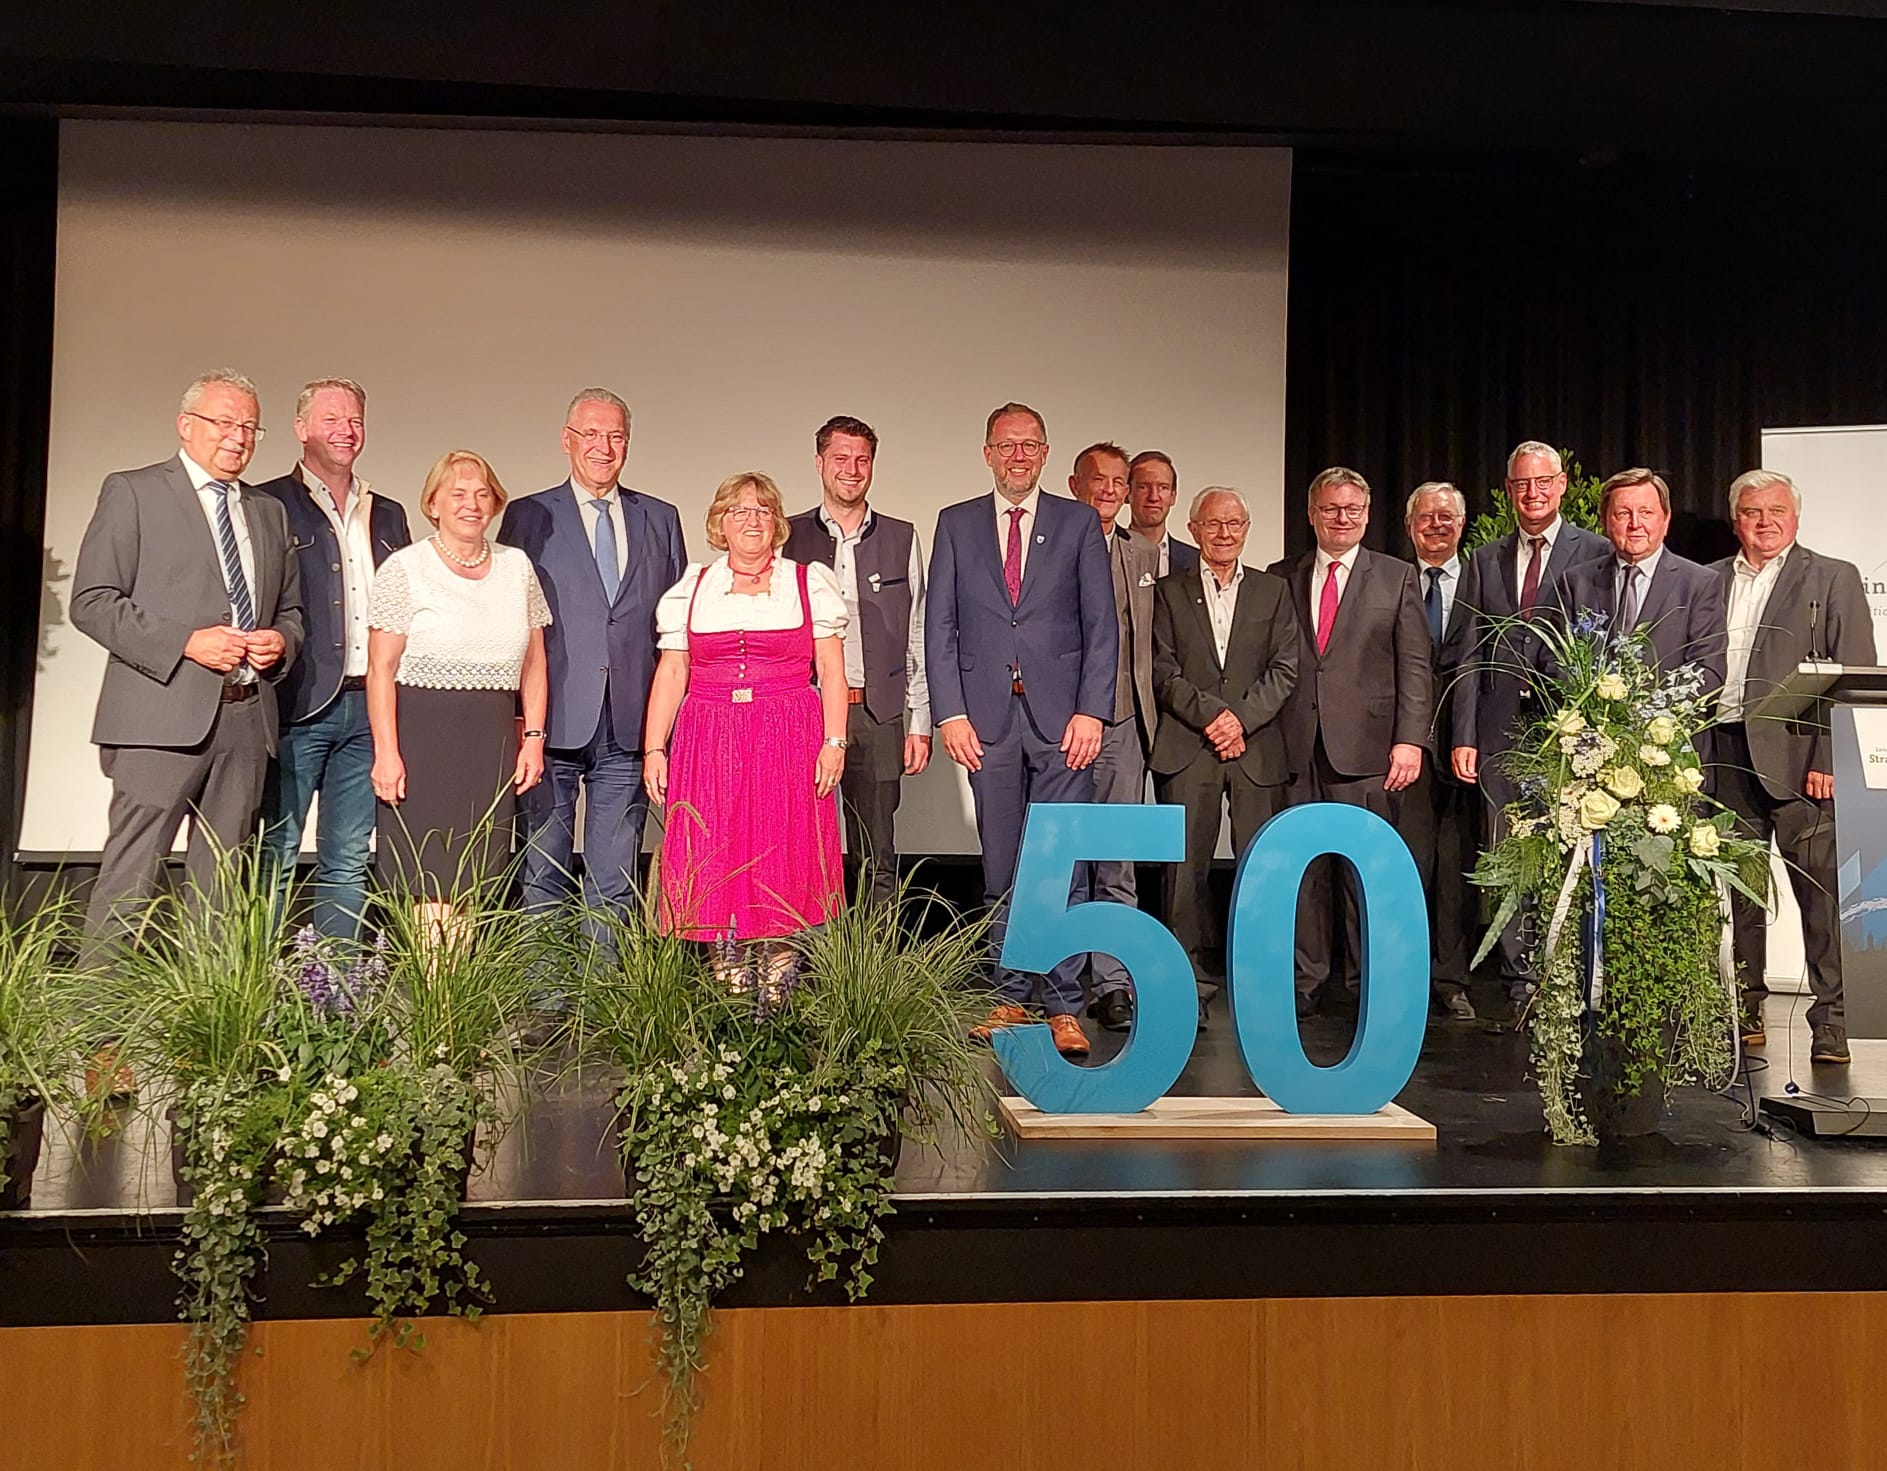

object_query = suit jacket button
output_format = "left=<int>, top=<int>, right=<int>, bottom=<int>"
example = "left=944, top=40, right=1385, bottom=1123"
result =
left=1011, top=620, right=1018, bottom=628
left=331, top=563, right=342, bottom=573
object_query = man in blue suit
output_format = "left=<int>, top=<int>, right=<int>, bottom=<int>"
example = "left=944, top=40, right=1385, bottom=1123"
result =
left=256, top=377, right=411, bottom=939
left=927, top=402, right=1117, bottom=1057
left=499, top=388, right=686, bottom=917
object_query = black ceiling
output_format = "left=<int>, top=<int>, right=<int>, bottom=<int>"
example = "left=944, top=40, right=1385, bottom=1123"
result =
left=6, top=1, right=1887, bottom=170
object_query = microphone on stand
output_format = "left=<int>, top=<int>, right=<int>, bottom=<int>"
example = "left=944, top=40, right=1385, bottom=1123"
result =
left=1809, top=599, right=1823, bottom=661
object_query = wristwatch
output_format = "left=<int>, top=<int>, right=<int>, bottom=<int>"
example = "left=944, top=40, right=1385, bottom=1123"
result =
left=521, top=729, right=548, bottom=740
left=824, top=736, right=848, bottom=750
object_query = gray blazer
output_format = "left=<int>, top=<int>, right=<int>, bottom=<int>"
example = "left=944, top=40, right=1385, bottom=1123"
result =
left=1111, top=529, right=1160, bottom=744
left=1712, top=542, right=1877, bottom=800
left=1150, top=564, right=1299, bottom=786
left=71, top=455, right=303, bottom=753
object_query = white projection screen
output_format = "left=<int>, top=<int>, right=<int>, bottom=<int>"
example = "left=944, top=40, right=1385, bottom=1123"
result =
left=27, top=120, right=1291, bottom=857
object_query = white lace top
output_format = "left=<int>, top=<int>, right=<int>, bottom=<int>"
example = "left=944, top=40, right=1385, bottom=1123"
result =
left=367, top=540, right=551, bottom=690
left=655, top=557, right=848, bottom=650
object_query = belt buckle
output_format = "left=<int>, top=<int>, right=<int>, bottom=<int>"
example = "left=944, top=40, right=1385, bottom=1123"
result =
left=731, top=688, right=753, bottom=703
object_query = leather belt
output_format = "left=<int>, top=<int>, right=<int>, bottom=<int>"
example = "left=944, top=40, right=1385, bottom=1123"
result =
left=846, top=687, right=866, bottom=705
left=219, top=682, right=261, bottom=704
left=338, top=674, right=367, bottom=693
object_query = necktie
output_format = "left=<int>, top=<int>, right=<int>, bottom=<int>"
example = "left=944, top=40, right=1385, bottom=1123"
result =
left=1315, top=560, right=1341, bottom=656
left=1003, top=506, right=1025, bottom=605
left=1519, top=534, right=1545, bottom=616
left=208, top=481, right=255, bottom=630
left=1424, top=566, right=1444, bottom=648
left=589, top=496, right=621, bottom=602
left=1616, top=564, right=1642, bottom=637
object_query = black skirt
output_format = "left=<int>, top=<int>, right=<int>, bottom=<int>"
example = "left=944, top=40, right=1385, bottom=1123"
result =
left=375, top=685, right=517, bottom=900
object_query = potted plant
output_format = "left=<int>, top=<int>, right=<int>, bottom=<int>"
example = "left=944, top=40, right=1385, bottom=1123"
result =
left=1473, top=617, right=1770, bottom=1144
left=581, top=878, right=996, bottom=1459
left=0, top=893, right=85, bottom=1210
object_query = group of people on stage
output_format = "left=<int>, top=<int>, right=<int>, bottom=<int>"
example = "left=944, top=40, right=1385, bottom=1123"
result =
left=70, top=375, right=1875, bottom=1067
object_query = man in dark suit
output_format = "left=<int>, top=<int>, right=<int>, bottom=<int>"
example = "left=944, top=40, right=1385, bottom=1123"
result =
left=1268, top=467, right=1432, bottom=1016
left=1150, top=487, right=1298, bottom=1024
left=1712, top=469, right=1876, bottom=1064
left=783, top=414, right=931, bottom=911
left=255, top=377, right=411, bottom=939
left=499, top=388, right=686, bottom=917
left=1122, top=449, right=1201, bottom=577
left=1394, top=482, right=1481, bottom=1020
left=1068, top=441, right=1160, bottom=1031
left=1452, top=441, right=1613, bottom=1012
left=1544, top=468, right=1728, bottom=698
left=927, top=401, right=1117, bottom=1057
left=73, top=369, right=304, bottom=966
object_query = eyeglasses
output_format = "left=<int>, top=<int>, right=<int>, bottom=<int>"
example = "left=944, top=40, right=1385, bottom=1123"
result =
left=724, top=506, right=776, bottom=523
left=183, top=411, right=265, bottom=442
left=566, top=427, right=629, bottom=448
left=1312, top=503, right=1367, bottom=523
left=1506, top=475, right=1561, bottom=492
left=1195, top=519, right=1249, bottom=534
left=1733, top=506, right=1791, bottom=523
left=989, top=439, right=1046, bottom=459
left=1413, top=512, right=1462, bottom=527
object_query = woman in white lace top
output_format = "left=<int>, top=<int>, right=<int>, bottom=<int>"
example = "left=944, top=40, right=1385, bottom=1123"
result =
left=367, top=450, right=550, bottom=909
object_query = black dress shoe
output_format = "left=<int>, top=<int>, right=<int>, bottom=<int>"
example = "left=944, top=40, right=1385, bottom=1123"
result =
left=1439, top=991, right=1476, bottom=1021
left=1197, top=998, right=1210, bottom=1030
left=1094, top=990, right=1134, bottom=1032
left=1295, top=992, right=1316, bottom=1020
left=1811, top=1026, right=1851, bottom=1064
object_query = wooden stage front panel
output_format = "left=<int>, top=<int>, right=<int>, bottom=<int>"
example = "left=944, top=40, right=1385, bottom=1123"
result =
left=3, top=1292, right=1878, bottom=1469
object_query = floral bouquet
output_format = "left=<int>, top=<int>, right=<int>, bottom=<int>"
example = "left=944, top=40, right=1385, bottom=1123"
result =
left=1472, top=614, right=1770, bottom=1144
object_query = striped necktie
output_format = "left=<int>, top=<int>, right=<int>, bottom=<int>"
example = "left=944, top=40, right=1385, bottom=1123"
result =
left=207, top=481, right=256, bottom=630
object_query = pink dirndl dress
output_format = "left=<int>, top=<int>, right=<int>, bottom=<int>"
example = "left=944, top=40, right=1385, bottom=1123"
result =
left=659, top=561, right=844, bottom=940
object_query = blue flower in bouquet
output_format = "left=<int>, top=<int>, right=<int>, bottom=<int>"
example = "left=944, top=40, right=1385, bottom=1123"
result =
left=1572, top=609, right=1610, bottom=637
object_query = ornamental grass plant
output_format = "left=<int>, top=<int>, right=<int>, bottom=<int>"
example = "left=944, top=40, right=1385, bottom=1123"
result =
left=0, top=891, right=86, bottom=1205
left=1471, top=615, right=1770, bottom=1144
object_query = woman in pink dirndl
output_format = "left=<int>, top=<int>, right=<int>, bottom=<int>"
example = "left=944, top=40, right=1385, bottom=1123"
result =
left=643, top=472, right=848, bottom=981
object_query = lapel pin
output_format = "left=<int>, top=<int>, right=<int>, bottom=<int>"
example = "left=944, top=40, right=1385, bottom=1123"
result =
left=1035, top=533, right=1046, bottom=544
left=1139, top=571, right=1156, bottom=586
left=868, top=571, right=882, bottom=592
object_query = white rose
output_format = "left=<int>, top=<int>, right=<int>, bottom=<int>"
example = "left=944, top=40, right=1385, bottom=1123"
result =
left=1646, top=803, right=1681, bottom=834
left=1550, top=709, right=1587, bottom=737
left=1689, top=823, right=1722, bottom=857
left=1638, top=744, right=1672, bottom=767
left=1579, top=789, right=1622, bottom=830
left=1647, top=715, right=1679, bottom=746
left=1595, top=672, right=1628, bottom=701
left=1603, top=766, right=1645, bottom=800
left=1673, top=765, right=1704, bottom=793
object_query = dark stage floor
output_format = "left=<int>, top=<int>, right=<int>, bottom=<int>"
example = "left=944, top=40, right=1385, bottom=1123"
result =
left=8, top=984, right=1887, bottom=1324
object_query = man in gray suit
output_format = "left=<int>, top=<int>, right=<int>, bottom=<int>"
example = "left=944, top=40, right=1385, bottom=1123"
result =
left=1452, top=441, right=1612, bottom=1012
left=1068, top=441, right=1159, bottom=1031
left=1151, top=488, right=1298, bottom=1024
left=1268, top=468, right=1432, bottom=1016
left=72, top=369, right=304, bottom=962
left=1711, top=469, right=1876, bottom=1064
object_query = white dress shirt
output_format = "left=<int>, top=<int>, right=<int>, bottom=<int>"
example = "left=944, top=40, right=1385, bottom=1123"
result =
left=1201, top=562, right=1244, bottom=665
left=818, top=504, right=932, bottom=736
left=1418, top=554, right=1461, bottom=634
left=1311, top=544, right=1361, bottom=644
left=1515, top=516, right=1563, bottom=597
left=572, top=481, right=629, bottom=582
left=1721, top=543, right=1792, bottom=719
left=302, top=465, right=378, bottom=678
left=993, top=488, right=1042, bottom=582
left=181, top=451, right=258, bottom=684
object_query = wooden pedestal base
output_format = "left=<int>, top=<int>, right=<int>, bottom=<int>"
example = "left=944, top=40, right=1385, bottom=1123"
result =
left=998, top=1094, right=1436, bottom=1141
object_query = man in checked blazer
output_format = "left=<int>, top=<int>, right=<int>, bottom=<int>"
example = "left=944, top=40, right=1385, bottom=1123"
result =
left=1711, top=469, right=1876, bottom=1064
left=1150, top=487, right=1298, bottom=1024
left=72, top=369, right=304, bottom=966
left=1267, top=466, right=1432, bottom=1016
left=927, top=401, right=1117, bottom=1058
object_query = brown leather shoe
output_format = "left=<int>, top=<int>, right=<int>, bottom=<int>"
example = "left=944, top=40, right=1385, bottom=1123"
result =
left=84, top=1047, right=135, bottom=1103
left=1047, top=1014, right=1090, bottom=1057
left=970, top=1004, right=1031, bottom=1043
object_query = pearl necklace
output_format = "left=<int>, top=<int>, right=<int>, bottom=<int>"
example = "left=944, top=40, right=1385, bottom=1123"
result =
left=433, top=533, right=491, bottom=569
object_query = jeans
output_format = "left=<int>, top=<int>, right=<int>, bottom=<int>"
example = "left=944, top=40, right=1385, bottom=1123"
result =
left=261, top=688, right=375, bottom=940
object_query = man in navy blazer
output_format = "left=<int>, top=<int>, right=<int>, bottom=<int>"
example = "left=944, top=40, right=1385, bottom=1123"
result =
left=498, top=388, right=686, bottom=917
left=255, top=377, right=411, bottom=939
left=927, top=402, right=1117, bottom=1057
left=1543, top=468, right=1728, bottom=711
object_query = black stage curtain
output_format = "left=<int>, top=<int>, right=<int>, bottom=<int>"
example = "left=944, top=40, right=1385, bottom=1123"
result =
left=0, top=121, right=57, bottom=887
left=1285, top=152, right=1887, bottom=561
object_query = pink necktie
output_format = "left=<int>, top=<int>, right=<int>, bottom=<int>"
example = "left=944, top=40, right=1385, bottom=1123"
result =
left=1315, top=561, right=1341, bottom=655
left=1519, top=534, right=1545, bottom=616
left=1003, top=506, right=1024, bottom=605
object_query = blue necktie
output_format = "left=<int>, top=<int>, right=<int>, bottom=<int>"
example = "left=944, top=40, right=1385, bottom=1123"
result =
left=589, top=496, right=621, bottom=602
left=1424, top=566, right=1443, bottom=648
left=208, top=481, right=255, bottom=630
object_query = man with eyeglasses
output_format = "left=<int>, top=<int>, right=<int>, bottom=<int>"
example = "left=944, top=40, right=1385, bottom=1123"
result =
left=72, top=370, right=304, bottom=993
left=1709, top=470, right=1874, bottom=1064
left=1395, top=482, right=1478, bottom=1021
left=1122, top=450, right=1201, bottom=578
left=1452, top=441, right=1610, bottom=1015
left=499, top=387, right=686, bottom=926
left=928, top=401, right=1117, bottom=1058
left=1268, top=467, right=1431, bottom=1018
left=254, top=378, right=411, bottom=940
left=1067, top=441, right=1160, bottom=1032
left=783, top=414, right=932, bottom=913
